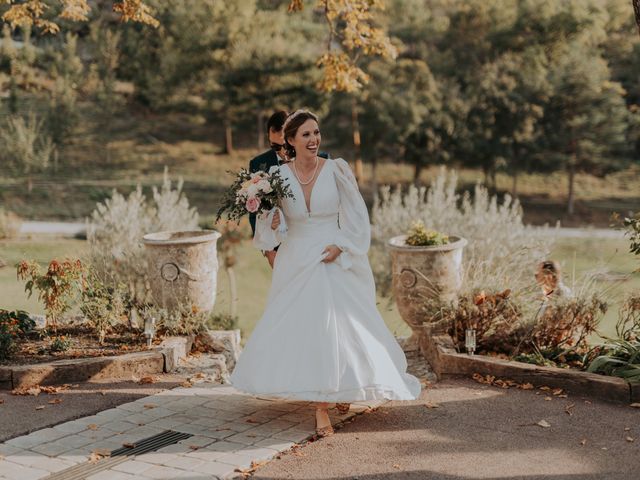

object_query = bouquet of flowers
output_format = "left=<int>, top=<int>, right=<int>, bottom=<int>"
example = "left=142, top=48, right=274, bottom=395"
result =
left=216, top=167, right=293, bottom=223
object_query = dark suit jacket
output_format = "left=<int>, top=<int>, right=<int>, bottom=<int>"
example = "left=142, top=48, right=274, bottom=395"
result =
left=248, top=150, right=330, bottom=240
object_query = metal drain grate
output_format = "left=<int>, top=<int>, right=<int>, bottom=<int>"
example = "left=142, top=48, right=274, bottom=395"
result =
left=43, top=430, right=193, bottom=480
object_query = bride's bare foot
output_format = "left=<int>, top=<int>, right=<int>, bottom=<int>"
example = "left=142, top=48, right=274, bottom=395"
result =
left=315, top=404, right=334, bottom=437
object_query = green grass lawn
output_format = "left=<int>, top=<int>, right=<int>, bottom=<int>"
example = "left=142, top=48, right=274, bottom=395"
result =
left=1, top=236, right=637, bottom=343
left=1, top=107, right=638, bottom=227
left=550, top=237, right=640, bottom=341
left=0, top=238, right=410, bottom=341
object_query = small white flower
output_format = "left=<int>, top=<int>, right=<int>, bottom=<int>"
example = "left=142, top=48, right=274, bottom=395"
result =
left=257, top=179, right=272, bottom=193
left=247, top=184, right=259, bottom=197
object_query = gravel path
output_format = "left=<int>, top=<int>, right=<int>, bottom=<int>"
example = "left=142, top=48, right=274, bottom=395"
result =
left=18, top=221, right=626, bottom=240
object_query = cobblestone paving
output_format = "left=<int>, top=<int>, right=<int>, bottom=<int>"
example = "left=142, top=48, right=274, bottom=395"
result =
left=0, top=383, right=388, bottom=479
left=0, top=341, right=434, bottom=480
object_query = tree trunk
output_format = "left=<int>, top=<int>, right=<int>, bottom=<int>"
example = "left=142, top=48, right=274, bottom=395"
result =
left=256, top=110, right=264, bottom=150
left=567, top=160, right=576, bottom=215
left=490, top=168, right=497, bottom=194
left=351, top=97, right=363, bottom=185
left=224, top=121, right=233, bottom=155
left=413, top=163, right=423, bottom=185
left=8, top=75, right=18, bottom=114
left=511, top=171, right=518, bottom=198
left=27, top=176, right=33, bottom=193
left=371, top=155, right=379, bottom=197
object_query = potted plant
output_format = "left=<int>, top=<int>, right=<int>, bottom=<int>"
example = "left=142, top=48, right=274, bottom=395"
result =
left=388, top=221, right=467, bottom=349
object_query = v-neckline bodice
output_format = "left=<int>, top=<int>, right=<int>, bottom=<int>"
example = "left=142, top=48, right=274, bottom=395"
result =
left=285, top=159, right=330, bottom=215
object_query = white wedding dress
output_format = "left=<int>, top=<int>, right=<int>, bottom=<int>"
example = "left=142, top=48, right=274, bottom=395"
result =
left=229, top=158, right=422, bottom=402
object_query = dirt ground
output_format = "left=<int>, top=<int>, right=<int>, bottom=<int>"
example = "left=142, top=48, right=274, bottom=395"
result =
left=251, top=378, right=640, bottom=480
left=0, top=375, right=187, bottom=442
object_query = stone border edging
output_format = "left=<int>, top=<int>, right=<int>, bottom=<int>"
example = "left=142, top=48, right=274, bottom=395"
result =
left=419, top=328, right=639, bottom=404
left=0, top=336, right=194, bottom=390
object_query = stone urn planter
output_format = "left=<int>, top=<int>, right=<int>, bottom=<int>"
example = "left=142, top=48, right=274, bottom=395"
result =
left=142, top=230, right=221, bottom=312
left=388, top=234, right=468, bottom=350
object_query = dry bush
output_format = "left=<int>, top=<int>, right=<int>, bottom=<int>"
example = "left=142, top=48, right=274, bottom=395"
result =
left=0, top=207, right=22, bottom=239
left=86, top=168, right=199, bottom=310
left=616, top=295, right=640, bottom=341
left=531, top=296, right=607, bottom=352
left=370, top=168, right=552, bottom=299
left=371, top=168, right=611, bottom=364
left=0, top=113, right=54, bottom=177
left=442, top=290, right=525, bottom=355
left=443, top=288, right=607, bottom=363
left=140, top=303, right=237, bottom=336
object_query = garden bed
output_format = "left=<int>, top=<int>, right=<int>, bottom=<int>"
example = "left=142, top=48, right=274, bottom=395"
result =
left=0, top=335, right=195, bottom=390
left=0, top=324, right=149, bottom=366
left=419, top=327, right=640, bottom=404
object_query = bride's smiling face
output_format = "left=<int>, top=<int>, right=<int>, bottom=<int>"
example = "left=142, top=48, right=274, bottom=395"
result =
left=288, top=119, right=321, bottom=159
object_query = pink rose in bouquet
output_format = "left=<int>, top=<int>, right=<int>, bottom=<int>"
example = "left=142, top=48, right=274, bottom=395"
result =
left=245, top=196, right=260, bottom=213
left=216, top=167, right=293, bottom=223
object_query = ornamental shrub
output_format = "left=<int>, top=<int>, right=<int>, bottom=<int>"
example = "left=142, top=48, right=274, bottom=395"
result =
left=0, top=310, right=35, bottom=360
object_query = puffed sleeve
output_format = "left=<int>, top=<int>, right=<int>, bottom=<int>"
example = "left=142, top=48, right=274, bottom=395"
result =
left=332, top=158, right=371, bottom=270
left=252, top=165, right=288, bottom=251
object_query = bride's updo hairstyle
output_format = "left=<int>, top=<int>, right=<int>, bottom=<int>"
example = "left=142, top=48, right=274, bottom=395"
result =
left=283, top=109, right=319, bottom=159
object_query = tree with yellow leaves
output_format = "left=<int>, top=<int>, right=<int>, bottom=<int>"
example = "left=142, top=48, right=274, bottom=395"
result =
left=1, top=0, right=158, bottom=33
left=2, top=0, right=395, bottom=93
left=288, top=0, right=397, bottom=92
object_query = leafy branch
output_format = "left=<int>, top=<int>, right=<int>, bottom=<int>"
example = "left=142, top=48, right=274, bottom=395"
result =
left=1, top=0, right=159, bottom=34
left=288, top=0, right=396, bottom=92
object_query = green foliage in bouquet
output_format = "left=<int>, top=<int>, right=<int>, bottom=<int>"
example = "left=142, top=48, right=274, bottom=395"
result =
left=405, top=221, right=449, bottom=247
left=215, top=168, right=294, bottom=224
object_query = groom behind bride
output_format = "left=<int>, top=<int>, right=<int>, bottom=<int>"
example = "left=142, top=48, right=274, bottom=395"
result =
left=248, top=110, right=329, bottom=268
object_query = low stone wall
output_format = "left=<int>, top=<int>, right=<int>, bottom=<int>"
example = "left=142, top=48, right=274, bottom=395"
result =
left=419, top=326, right=639, bottom=404
left=0, top=336, right=195, bottom=390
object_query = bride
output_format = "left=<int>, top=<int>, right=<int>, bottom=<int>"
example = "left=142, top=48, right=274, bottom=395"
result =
left=229, top=110, right=421, bottom=437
